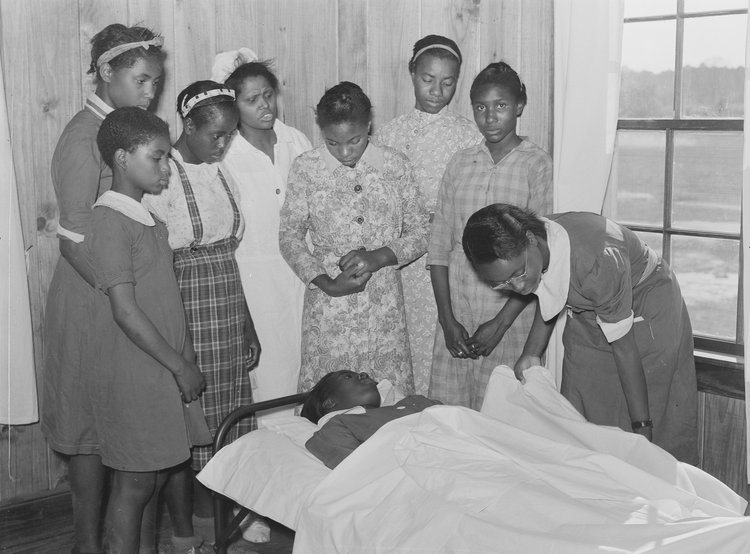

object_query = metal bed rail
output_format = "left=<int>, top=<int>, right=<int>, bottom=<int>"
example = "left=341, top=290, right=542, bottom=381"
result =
left=212, top=392, right=309, bottom=554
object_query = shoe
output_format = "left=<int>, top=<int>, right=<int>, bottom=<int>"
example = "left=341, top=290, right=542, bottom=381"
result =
left=192, top=515, right=215, bottom=545
left=169, top=534, right=203, bottom=554
left=238, top=517, right=270, bottom=544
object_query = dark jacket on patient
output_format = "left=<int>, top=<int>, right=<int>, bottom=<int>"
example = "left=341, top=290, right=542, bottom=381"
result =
left=306, top=395, right=440, bottom=469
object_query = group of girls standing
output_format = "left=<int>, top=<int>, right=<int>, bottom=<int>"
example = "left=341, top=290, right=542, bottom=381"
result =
left=280, top=34, right=551, bottom=412
left=41, top=21, right=557, bottom=553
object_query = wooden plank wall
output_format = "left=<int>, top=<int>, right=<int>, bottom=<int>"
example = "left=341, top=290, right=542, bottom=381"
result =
left=0, top=0, right=553, bottom=504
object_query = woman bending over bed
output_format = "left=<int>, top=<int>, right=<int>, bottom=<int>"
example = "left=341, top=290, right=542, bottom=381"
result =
left=301, top=370, right=440, bottom=468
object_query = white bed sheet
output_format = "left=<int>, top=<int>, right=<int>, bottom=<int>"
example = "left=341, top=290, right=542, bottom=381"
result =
left=197, top=415, right=327, bottom=529
left=198, top=366, right=750, bottom=553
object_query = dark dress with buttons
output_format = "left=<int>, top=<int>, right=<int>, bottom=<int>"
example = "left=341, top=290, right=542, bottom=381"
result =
left=279, top=143, right=430, bottom=395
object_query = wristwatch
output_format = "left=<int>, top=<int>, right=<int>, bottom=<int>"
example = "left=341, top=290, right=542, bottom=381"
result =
left=631, top=419, right=653, bottom=431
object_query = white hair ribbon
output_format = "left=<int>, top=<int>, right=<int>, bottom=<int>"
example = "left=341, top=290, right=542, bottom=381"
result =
left=180, top=88, right=236, bottom=118
left=210, top=47, right=259, bottom=83
left=97, top=36, right=164, bottom=68
left=411, top=43, right=461, bottom=65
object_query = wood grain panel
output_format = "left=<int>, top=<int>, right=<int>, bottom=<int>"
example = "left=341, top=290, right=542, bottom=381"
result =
left=699, top=392, right=749, bottom=501
left=516, top=0, right=553, bottom=152
left=480, top=0, right=552, bottom=151
left=0, top=0, right=82, bottom=501
left=366, top=0, right=420, bottom=132
left=215, top=0, right=261, bottom=56
left=420, top=0, right=480, bottom=121
left=338, top=0, right=368, bottom=89
left=480, top=0, right=520, bottom=67
left=173, top=0, right=216, bottom=91
left=248, top=0, right=337, bottom=144
left=128, top=0, right=178, bottom=135
left=78, top=0, right=129, bottom=98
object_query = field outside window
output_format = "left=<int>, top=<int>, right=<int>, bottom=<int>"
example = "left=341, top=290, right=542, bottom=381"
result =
left=608, top=0, right=746, bottom=354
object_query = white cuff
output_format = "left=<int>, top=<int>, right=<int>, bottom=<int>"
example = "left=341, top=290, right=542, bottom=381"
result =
left=596, top=312, right=633, bottom=343
left=56, top=223, right=85, bottom=244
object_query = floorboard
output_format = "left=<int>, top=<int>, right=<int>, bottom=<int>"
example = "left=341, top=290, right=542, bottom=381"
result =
left=0, top=492, right=294, bottom=553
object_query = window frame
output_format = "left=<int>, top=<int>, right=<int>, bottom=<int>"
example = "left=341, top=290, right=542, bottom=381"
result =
left=618, top=2, right=746, bottom=356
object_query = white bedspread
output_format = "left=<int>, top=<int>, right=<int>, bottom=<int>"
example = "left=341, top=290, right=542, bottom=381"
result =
left=292, top=366, right=750, bottom=553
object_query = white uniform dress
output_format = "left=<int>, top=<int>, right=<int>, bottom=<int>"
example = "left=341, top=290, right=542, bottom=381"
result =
left=222, top=119, right=312, bottom=421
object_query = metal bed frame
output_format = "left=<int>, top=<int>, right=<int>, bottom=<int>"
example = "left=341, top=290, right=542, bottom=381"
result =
left=211, top=392, right=309, bottom=554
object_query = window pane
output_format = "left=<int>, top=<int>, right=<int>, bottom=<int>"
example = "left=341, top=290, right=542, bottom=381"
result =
left=671, top=131, right=742, bottom=234
left=611, top=131, right=665, bottom=226
left=625, top=0, right=676, bottom=18
left=620, top=20, right=676, bottom=117
left=682, top=14, right=746, bottom=117
left=633, top=231, right=663, bottom=257
left=670, top=236, right=738, bottom=341
left=684, top=0, right=748, bottom=13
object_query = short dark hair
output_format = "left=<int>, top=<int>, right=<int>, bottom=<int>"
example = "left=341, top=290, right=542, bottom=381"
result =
left=176, top=80, right=238, bottom=128
left=470, top=61, right=527, bottom=105
left=462, top=203, right=547, bottom=265
left=225, top=60, right=279, bottom=93
left=408, top=34, right=462, bottom=73
left=300, top=370, right=351, bottom=424
left=88, top=23, right=165, bottom=78
left=315, top=81, right=372, bottom=128
left=97, top=107, right=170, bottom=169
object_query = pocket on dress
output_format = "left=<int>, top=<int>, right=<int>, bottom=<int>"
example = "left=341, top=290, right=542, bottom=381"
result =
left=632, top=315, right=657, bottom=358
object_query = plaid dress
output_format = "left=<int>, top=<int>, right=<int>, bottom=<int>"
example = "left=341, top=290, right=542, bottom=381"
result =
left=427, top=140, right=553, bottom=409
left=171, top=158, right=253, bottom=470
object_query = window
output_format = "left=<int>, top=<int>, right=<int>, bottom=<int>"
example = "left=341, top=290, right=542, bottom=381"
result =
left=607, top=0, right=747, bottom=356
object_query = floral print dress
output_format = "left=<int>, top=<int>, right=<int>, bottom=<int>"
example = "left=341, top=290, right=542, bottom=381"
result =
left=279, top=143, right=429, bottom=395
left=375, top=108, right=480, bottom=394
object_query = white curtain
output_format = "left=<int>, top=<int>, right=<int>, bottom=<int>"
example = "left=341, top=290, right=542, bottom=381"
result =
left=743, top=13, right=750, bottom=483
left=0, top=53, right=37, bottom=424
left=548, top=0, right=625, bottom=384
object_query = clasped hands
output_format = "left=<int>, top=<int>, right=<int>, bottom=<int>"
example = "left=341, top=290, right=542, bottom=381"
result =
left=443, top=316, right=508, bottom=360
left=443, top=316, right=542, bottom=384
left=318, top=248, right=386, bottom=297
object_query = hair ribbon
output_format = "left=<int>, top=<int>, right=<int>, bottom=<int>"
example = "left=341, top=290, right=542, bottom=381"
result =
left=97, top=36, right=164, bottom=68
left=180, top=88, right=236, bottom=118
left=411, top=43, right=461, bottom=64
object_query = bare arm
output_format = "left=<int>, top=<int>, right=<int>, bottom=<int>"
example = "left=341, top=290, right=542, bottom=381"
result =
left=468, top=294, right=534, bottom=357
left=430, top=264, right=474, bottom=359
left=108, top=283, right=205, bottom=401
left=339, top=247, right=396, bottom=278
left=312, top=265, right=372, bottom=298
left=59, top=239, right=96, bottom=287
left=514, top=302, right=557, bottom=382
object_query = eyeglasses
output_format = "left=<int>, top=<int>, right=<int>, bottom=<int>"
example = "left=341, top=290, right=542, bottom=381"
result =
left=491, top=248, right=528, bottom=290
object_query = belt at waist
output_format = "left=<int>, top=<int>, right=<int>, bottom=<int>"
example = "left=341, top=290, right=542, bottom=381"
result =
left=173, top=236, right=239, bottom=261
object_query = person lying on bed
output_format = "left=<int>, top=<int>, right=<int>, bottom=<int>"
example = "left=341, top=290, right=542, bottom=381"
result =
left=301, top=370, right=441, bottom=468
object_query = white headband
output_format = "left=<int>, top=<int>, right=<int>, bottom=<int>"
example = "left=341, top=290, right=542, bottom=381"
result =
left=97, top=36, right=164, bottom=68
left=180, top=88, right=236, bottom=118
left=411, top=43, right=461, bottom=65
left=210, top=47, right=259, bottom=83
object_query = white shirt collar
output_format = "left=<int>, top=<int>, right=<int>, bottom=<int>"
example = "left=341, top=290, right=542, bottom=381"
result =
left=93, top=190, right=155, bottom=226
left=535, top=218, right=570, bottom=321
left=412, top=105, right=448, bottom=120
left=86, top=94, right=114, bottom=120
left=317, top=406, right=366, bottom=427
left=320, top=141, right=384, bottom=174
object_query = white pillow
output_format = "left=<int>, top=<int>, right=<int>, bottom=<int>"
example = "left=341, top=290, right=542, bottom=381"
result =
left=197, top=424, right=328, bottom=529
